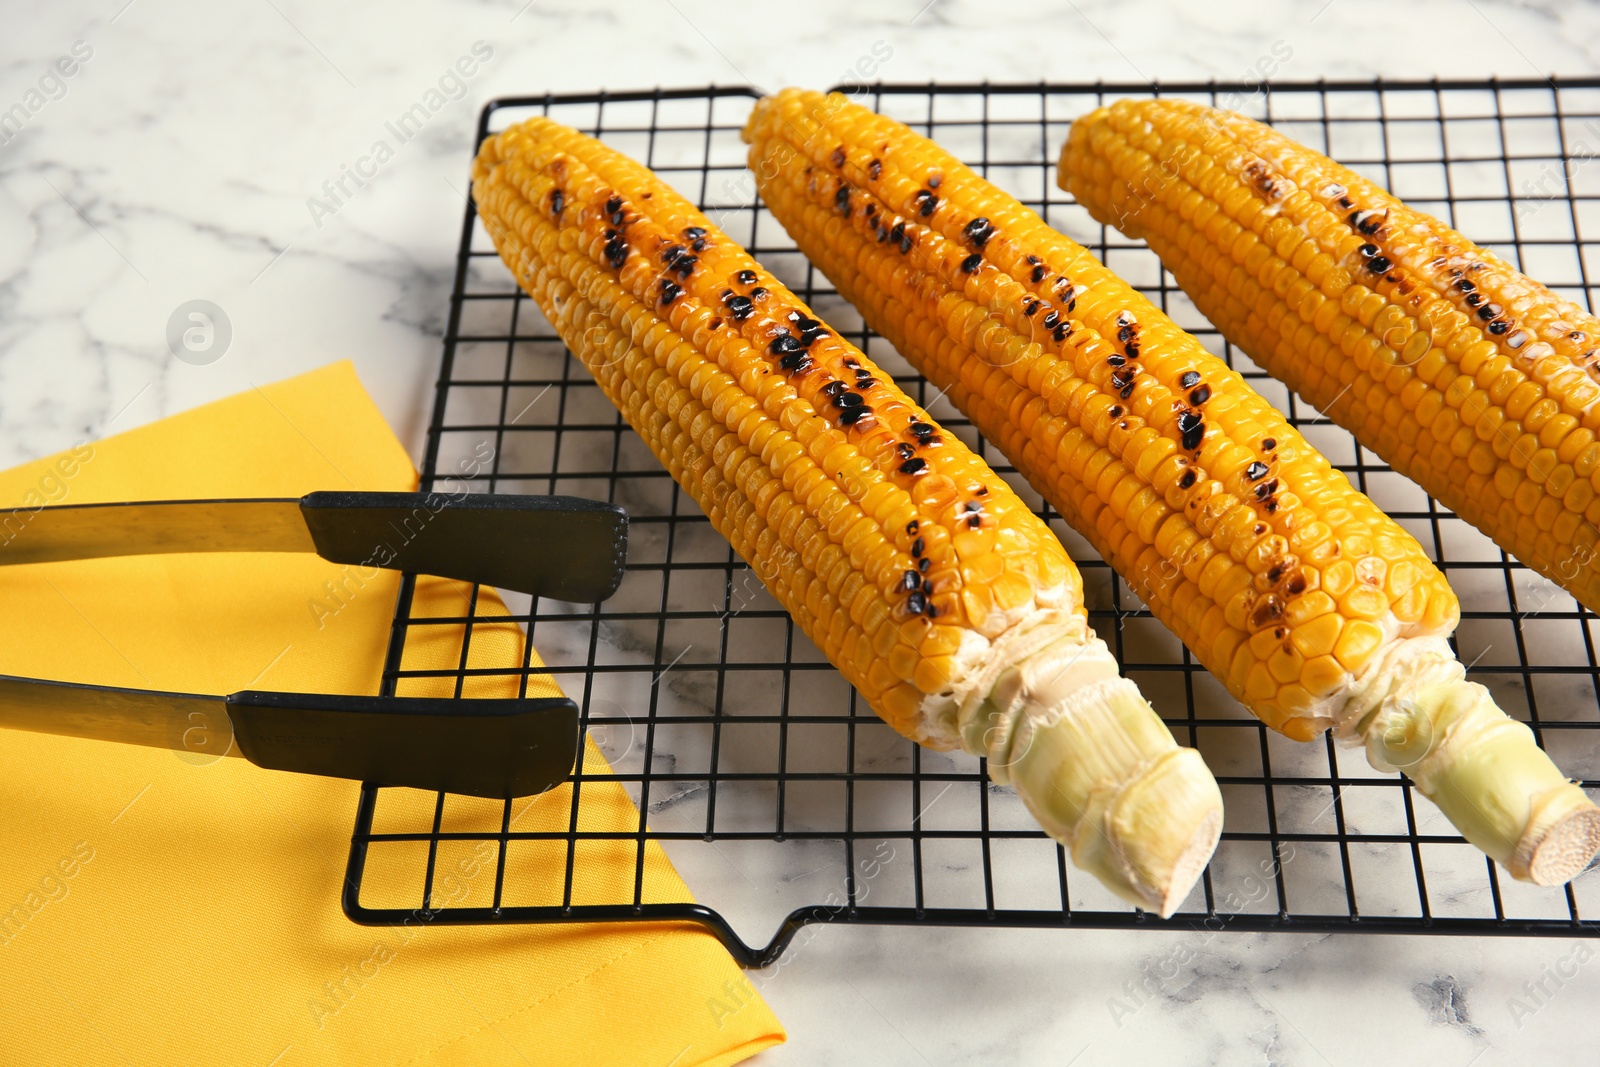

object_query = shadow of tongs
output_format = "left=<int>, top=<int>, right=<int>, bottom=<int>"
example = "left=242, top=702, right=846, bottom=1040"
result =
left=0, top=491, right=627, bottom=798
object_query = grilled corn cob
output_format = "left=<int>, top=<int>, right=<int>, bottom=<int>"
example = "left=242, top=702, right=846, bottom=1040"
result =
left=471, top=116, right=1222, bottom=914
left=746, top=89, right=1600, bottom=884
left=1062, top=98, right=1600, bottom=613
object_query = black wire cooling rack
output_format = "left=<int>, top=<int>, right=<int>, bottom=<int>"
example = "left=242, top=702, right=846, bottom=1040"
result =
left=344, top=78, right=1600, bottom=966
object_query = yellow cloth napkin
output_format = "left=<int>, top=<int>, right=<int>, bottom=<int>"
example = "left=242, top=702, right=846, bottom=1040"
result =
left=0, top=362, right=782, bottom=1066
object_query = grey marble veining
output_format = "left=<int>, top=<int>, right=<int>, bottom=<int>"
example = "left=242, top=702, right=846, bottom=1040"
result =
left=5, top=0, right=1600, bottom=1062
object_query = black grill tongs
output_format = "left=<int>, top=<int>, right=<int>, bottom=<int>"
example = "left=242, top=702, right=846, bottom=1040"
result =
left=0, top=491, right=628, bottom=798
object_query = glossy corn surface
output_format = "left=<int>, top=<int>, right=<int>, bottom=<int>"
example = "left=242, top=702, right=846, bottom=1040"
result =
left=1062, top=98, right=1600, bottom=612
left=473, top=116, right=1227, bottom=911
left=467, top=116, right=1228, bottom=908
left=745, top=90, right=1460, bottom=740
left=472, top=116, right=1090, bottom=747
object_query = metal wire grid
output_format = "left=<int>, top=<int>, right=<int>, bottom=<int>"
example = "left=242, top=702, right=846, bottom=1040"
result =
left=344, top=79, right=1600, bottom=965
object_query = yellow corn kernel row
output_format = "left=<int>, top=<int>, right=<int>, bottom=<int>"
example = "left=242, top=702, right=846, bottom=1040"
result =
left=745, top=89, right=1457, bottom=740
left=473, top=116, right=1225, bottom=913
left=747, top=90, right=1600, bottom=884
left=473, top=116, right=1079, bottom=742
left=1061, top=97, right=1600, bottom=611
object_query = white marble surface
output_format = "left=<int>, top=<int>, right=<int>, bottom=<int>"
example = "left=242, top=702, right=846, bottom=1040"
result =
left=6, top=0, right=1600, bottom=1062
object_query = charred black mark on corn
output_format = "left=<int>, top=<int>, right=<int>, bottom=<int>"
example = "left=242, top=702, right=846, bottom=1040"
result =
left=604, top=234, right=629, bottom=269
left=836, top=185, right=852, bottom=214
left=768, top=331, right=812, bottom=377
left=1241, top=159, right=1284, bottom=201
left=1350, top=210, right=1385, bottom=236
left=1043, top=305, right=1070, bottom=343
left=1117, top=317, right=1141, bottom=358
left=1245, top=461, right=1269, bottom=481
left=1250, top=596, right=1285, bottom=630
left=963, top=217, right=995, bottom=248
left=603, top=194, right=627, bottom=227
left=1179, top=371, right=1201, bottom=389
left=830, top=147, right=846, bottom=168
left=868, top=158, right=882, bottom=181
left=550, top=189, right=564, bottom=217
left=914, top=189, right=938, bottom=217
left=776, top=350, right=814, bottom=376
left=1188, top=385, right=1211, bottom=406
left=1178, top=469, right=1198, bottom=489
left=662, top=245, right=697, bottom=277
left=723, top=291, right=755, bottom=322
left=837, top=404, right=872, bottom=427
left=1054, top=277, right=1076, bottom=310
left=960, top=254, right=982, bottom=273
left=659, top=279, right=682, bottom=305
left=1178, top=411, right=1205, bottom=451
left=898, top=457, right=927, bottom=475
left=832, top=391, right=864, bottom=410
left=789, top=312, right=828, bottom=345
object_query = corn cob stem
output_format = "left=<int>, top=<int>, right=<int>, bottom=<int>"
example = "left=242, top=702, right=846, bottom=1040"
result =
left=747, top=89, right=1600, bottom=885
left=472, top=116, right=1221, bottom=913
left=1365, top=674, right=1600, bottom=882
